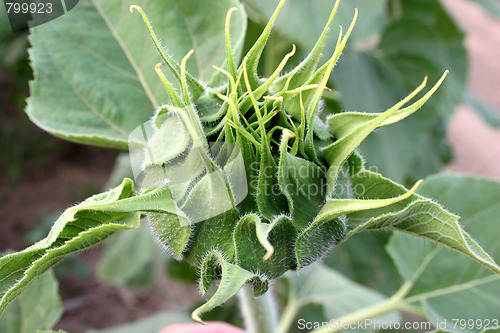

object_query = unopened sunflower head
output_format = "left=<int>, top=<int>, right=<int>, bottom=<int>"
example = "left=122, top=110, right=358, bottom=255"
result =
left=131, top=0, right=447, bottom=322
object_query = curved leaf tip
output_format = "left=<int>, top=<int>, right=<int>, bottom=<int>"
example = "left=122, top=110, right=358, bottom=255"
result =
left=192, top=250, right=269, bottom=323
left=129, top=4, right=141, bottom=13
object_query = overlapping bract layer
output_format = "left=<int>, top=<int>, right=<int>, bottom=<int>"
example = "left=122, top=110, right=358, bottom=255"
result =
left=132, top=0, right=450, bottom=321
left=3, top=0, right=500, bottom=324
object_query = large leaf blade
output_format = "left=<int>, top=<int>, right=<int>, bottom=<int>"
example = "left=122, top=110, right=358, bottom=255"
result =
left=323, top=232, right=402, bottom=296
left=0, top=271, right=62, bottom=333
left=27, top=0, right=246, bottom=148
left=387, top=174, right=500, bottom=333
left=284, top=263, right=399, bottom=333
left=345, top=171, right=500, bottom=276
left=27, top=0, right=152, bottom=148
left=0, top=179, right=182, bottom=316
left=96, top=225, right=166, bottom=288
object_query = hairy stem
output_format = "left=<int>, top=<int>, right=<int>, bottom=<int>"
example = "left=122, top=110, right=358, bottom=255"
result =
left=239, top=285, right=279, bottom=333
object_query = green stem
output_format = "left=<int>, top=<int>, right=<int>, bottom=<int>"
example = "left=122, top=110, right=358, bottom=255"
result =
left=311, top=282, right=414, bottom=333
left=239, top=285, right=279, bottom=333
left=278, top=284, right=298, bottom=333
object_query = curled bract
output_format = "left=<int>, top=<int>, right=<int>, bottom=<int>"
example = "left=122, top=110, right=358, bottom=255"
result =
left=132, top=0, right=448, bottom=322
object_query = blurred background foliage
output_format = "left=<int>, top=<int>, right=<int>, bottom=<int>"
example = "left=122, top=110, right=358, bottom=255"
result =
left=1, top=0, right=500, bottom=332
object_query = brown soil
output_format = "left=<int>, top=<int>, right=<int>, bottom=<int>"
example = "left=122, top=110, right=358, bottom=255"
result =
left=0, top=116, right=199, bottom=333
left=1, top=1, right=499, bottom=332
left=54, top=263, right=198, bottom=333
left=0, top=66, right=197, bottom=332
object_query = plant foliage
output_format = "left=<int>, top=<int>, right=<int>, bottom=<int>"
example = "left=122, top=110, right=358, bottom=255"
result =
left=1, top=0, right=500, bottom=331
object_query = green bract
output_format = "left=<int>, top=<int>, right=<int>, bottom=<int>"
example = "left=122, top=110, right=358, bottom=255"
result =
left=2, top=0, right=500, bottom=326
left=130, top=0, right=456, bottom=322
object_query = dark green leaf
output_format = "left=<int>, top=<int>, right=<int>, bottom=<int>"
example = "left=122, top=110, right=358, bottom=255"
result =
left=257, top=143, right=288, bottom=219
left=283, top=263, right=399, bottom=333
left=0, top=179, right=182, bottom=316
left=346, top=171, right=500, bottom=276
left=27, top=0, right=246, bottom=148
left=352, top=0, right=466, bottom=181
left=278, top=135, right=326, bottom=229
left=245, top=0, right=385, bottom=49
left=0, top=271, right=62, bottom=333
left=323, top=232, right=402, bottom=296
left=234, top=215, right=296, bottom=278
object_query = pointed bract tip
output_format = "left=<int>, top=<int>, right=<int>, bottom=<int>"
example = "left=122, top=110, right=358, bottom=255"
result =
left=179, top=49, right=196, bottom=104
left=350, top=8, right=358, bottom=28
left=65, top=207, right=78, bottom=221
left=410, top=179, right=424, bottom=194
left=263, top=247, right=275, bottom=261
left=191, top=312, right=206, bottom=325
left=183, top=49, right=196, bottom=61
left=129, top=4, right=141, bottom=13
left=155, top=63, right=166, bottom=70
left=350, top=8, right=359, bottom=29
left=422, top=75, right=428, bottom=86
left=227, top=7, right=238, bottom=14
left=434, top=70, right=449, bottom=87
left=283, top=128, right=296, bottom=138
left=310, top=84, right=332, bottom=92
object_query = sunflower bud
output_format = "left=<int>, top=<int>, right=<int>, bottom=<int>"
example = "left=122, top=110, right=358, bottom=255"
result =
left=131, top=0, right=446, bottom=321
